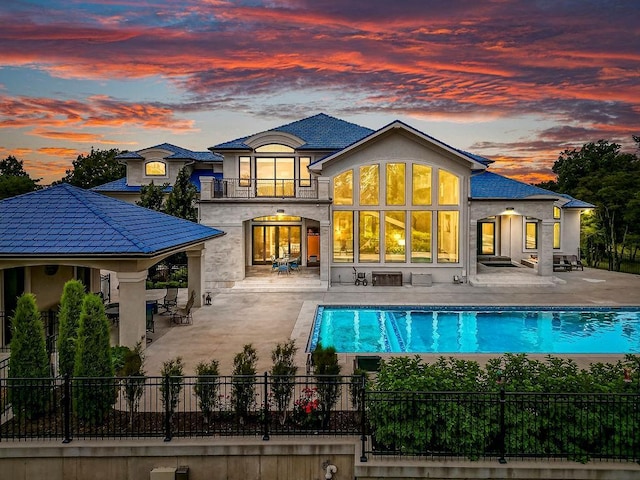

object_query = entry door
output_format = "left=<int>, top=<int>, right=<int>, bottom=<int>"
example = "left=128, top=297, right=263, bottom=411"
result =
left=478, top=222, right=495, bottom=255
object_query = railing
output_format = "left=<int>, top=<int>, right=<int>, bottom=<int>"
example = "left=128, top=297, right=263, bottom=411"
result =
left=1, top=375, right=638, bottom=464
left=0, top=374, right=362, bottom=442
left=366, top=389, right=640, bottom=462
left=211, top=178, right=318, bottom=199
left=0, top=309, right=58, bottom=354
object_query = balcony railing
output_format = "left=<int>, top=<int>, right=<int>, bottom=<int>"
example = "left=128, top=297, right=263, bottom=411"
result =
left=211, top=178, right=318, bottom=199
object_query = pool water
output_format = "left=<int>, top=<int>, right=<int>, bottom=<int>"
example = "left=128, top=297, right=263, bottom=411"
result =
left=310, top=306, right=640, bottom=354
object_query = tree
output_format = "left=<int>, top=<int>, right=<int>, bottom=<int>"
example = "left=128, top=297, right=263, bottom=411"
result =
left=73, top=293, right=115, bottom=424
left=8, top=293, right=50, bottom=419
left=164, top=167, right=198, bottom=222
left=0, top=155, right=40, bottom=199
left=57, top=280, right=86, bottom=377
left=312, top=343, right=342, bottom=429
left=231, top=344, right=258, bottom=424
left=137, top=180, right=168, bottom=211
left=551, top=139, right=640, bottom=270
left=160, top=357, right=184, bottom=436
left=59, top=148, right=125, bottom=189
left=270, top=340, right=297, bottom=425
left=194, top=359, right=220, bottom=429
left=116, top=343, right=146, bottom=429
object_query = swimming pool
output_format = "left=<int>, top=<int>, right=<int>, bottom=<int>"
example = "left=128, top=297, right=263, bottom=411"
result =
left=309, top=306, right=640, bottom=354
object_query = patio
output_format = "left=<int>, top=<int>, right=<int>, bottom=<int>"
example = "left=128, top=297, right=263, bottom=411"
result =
left=139, top=267, right=640, bottom=376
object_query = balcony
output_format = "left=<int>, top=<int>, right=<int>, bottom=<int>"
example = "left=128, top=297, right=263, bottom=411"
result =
left=206, top=178, right=321, bottom=200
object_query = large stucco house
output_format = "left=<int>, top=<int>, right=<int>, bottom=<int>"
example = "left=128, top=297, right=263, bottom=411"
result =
left=95, top=113, right=592, bottom=290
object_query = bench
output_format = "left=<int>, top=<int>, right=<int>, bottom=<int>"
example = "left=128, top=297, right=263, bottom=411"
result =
left=372, top=271, right=403, bottom=286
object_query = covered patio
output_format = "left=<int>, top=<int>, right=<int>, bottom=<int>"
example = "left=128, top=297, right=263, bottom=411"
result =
left=0, top=183, right=224, bottom=349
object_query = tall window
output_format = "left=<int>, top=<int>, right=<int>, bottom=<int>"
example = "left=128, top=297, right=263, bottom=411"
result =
left=333, top=170, right=353, bottom=205
left=299, top=157, right=311, bottom=187
left=386, top=163, right=405, bottom=205
left=359, top=165, right=379, bottom=205
left=333, top=211, right=354, bottom=262
left=145, top=161, right=166, bottom=176
left=437, top=211, right=458, bottom=263
left=411, top=211, right=432, bottom=262
left=438, top=169, right=459, bottom=205
left=359, top=211, right=380, bottom=263
left=239, top=156, right=250, bottom=186
left=412, top=164, right=432, bottom=205
left=384, top=211, right=406, bottom=263
left=553, top=223, right=561, bottom=249
left=525, top=221, right=538, bottom=249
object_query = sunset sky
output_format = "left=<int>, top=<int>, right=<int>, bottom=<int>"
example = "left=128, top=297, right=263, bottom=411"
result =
left=1, top=0, right=638, bottom=185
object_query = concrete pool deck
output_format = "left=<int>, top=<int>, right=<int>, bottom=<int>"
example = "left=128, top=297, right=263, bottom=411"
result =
left=142, top=267, right=640, bottom=376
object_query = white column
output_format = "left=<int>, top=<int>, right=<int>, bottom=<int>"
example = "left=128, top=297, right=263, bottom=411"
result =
left=187, top=248, right=204, bottom=307
left=320, top=220, right=331, bottom=282
left=539, top=220, right=554, bottom=276
left=117, top=270, right=147, bottom=348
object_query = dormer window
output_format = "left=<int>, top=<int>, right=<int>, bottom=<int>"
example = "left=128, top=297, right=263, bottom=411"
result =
left=145, top=161, right=166, bottom=176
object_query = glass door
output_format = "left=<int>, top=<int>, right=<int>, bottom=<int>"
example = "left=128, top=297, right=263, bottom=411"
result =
left=478, top=222, right=495, bottom=255
left=252, top=225, right=301, bottom=263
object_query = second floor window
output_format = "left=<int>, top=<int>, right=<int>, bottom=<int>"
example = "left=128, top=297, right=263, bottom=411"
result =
left=145, top=161, right=166, bottom=176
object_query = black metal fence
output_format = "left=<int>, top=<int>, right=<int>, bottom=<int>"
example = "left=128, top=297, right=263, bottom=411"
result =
left=1, top=375, right=638, bottom=463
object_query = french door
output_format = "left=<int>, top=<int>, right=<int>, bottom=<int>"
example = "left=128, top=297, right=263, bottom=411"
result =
left=252, top=225, right=301, bottom=264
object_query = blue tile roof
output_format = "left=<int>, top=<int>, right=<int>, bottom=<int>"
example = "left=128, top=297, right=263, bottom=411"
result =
left=211, top=113, right=374, bottom=151
left=116, top=143, right=222, bottom=162
left=558, top=194, right=595, bottom=209
left=471, top=171, right=561, bottom=199
left=0, top=184, right=224, bottom=256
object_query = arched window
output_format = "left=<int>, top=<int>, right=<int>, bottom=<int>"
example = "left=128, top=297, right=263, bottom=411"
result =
left=145, top=161, right=166, bottom=176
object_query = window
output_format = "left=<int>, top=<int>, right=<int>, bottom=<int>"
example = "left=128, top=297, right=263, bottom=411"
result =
left=384, top=211, right=406, bottom=263
left=239, top=156, right=250, bottom=186
left=332, top=162, right=460, bottom=265
left=256, top=157, right=294, bottom=196
left=359, top=164, right=379, bottom=205
left=359, top=211, right=380, bottom=263
left=437, top=211, right=459, bottom=263
left=333, top=170, right=353, bottom=205
left=333, top=211, right=354, bottom=262
left=553, top=222, right=561, bottom=249
left=386, top=163, right=405, bottom=205
left=525, top=221, right=538, bottom=249
left=299, top=157, right=311, bottom=187
left=145, top=161, right=166, bottom=176
left=553, top=206, right=561, bottom=219
left=412, top=164, right=432, bottom=205
left=411, top=211, right=432, bottom=263
left=255, top=144, right=294, bottom=153
left=438, top=169, right=459, bottom=205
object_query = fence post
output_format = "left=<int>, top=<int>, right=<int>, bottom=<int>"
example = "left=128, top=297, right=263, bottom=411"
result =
left=62, top=374, right=71, bottom=443
left=262, top=372, right=270, bottom=441
left=163, top=374, right=172, bottom=442
left=498, top=388, right=506, bottom=464
left=360, top=374, right=367, bottom=462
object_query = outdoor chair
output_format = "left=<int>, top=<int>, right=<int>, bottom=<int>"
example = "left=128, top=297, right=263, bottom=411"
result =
left=171, top=290, right=195, bottom=325
left=288, top=257, right=300, bottom=272
left=146, top=304, right=155, bottom=334
left=160, top=287, right=178, bottom=313
left=553, top=255, right=570, bottom=271
left=568, top=255, right=584, bottom=271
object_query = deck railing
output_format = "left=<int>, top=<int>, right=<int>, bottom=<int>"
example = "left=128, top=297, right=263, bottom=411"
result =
left=210, top=178, right=319, bottom=199
left=1, top=374, right=638, bottom=463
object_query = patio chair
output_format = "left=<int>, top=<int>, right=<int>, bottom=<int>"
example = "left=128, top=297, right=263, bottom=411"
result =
left=568, top=255, right=584, bottom=271
left=553, top=255, right=570, bottom=271
left=171, top=290, right=195, bottom=325
left=288, top=257, right=300, bottom=272
left=160, top=287, right=178, bottom=313
left=146, top=303, right=155, bottom=334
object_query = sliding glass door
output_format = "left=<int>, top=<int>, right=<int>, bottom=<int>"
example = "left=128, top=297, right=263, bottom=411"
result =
left=252, top=225, right=301, bottom=263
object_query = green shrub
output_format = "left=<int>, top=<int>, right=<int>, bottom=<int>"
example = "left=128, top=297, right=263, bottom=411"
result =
left=73, top=294, right=115, bottom=424
left=195, top=359, right=220, bottom=428
left=8, top=293, right=51, bottom=420
left=57, top=280, right=86, bottom=377
left=117, top=343, right=146, bottom=429
left=231, top=344, right=258, bottom=423
left=160, top=357, right=184, bottom=422
left=311, top=343, right=341, bottom=428
left=270, top=340, right=297, bottom=425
